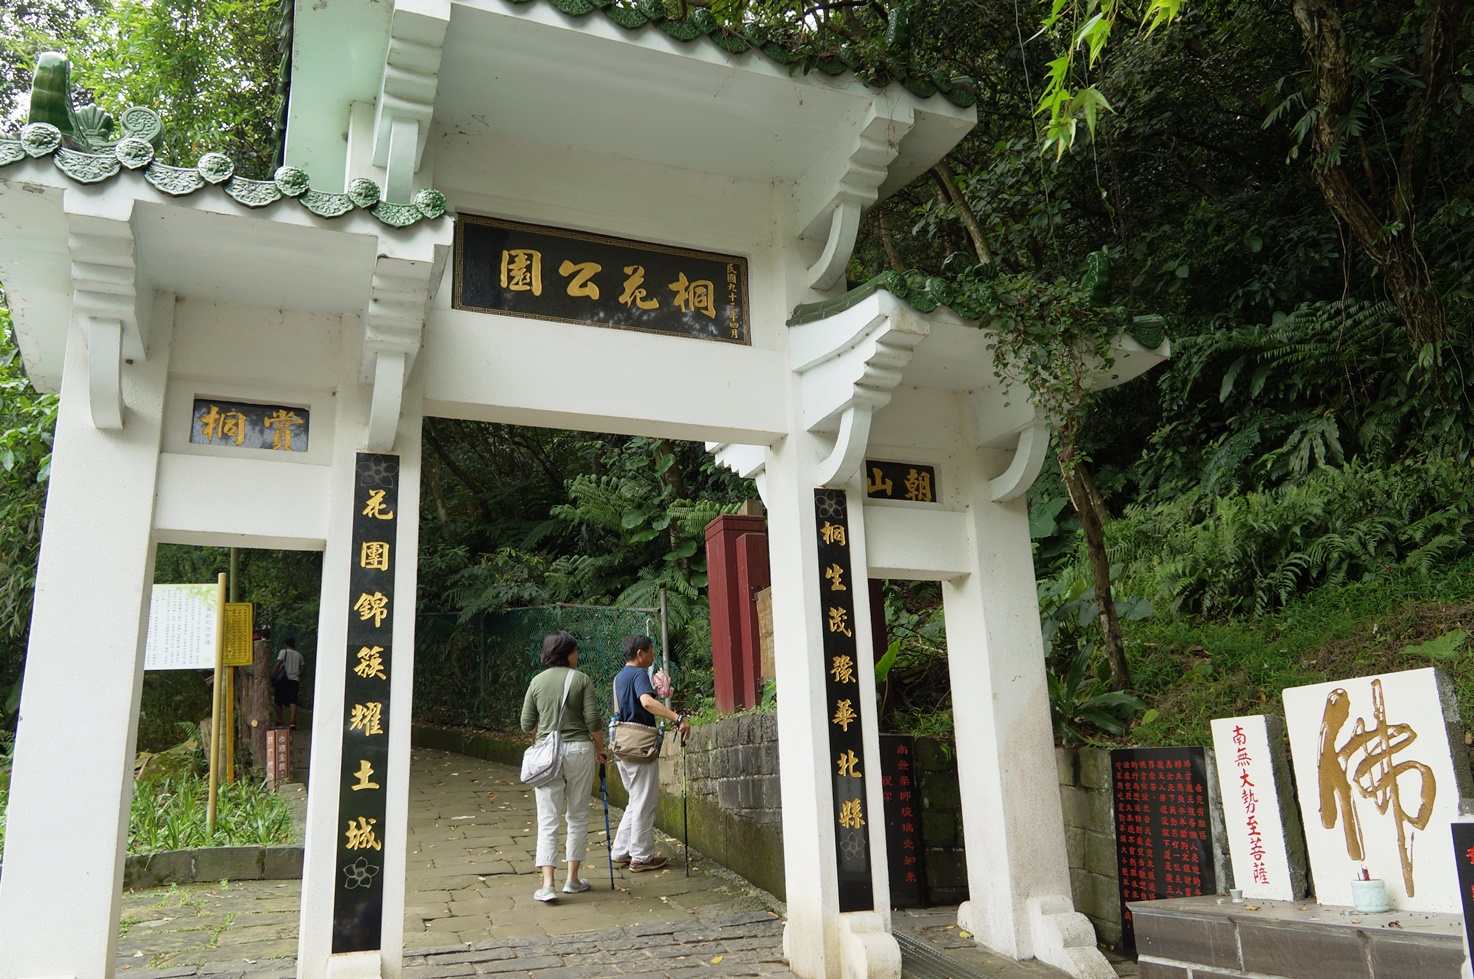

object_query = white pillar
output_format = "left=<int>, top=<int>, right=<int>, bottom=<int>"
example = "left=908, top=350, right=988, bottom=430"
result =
left=0, top=298, right=173, bottom=979
left=297, top=378, right=422, bottom=979
left=945, top=447, right=1114, bottom=979
left=768, top=432, right=898, bottom=979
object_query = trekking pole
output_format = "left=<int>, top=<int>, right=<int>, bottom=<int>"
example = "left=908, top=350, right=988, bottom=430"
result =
left=600, top=761, right=615, bottom=891
left=682, top=726, right=690, bottom=877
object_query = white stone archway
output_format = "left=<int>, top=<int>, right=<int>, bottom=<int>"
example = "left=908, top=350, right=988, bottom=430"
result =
left=0, top=3, right=1168, bottom=978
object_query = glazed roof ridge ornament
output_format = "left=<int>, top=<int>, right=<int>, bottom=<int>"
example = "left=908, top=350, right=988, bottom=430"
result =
left=2, top=52, right=450, bottom=231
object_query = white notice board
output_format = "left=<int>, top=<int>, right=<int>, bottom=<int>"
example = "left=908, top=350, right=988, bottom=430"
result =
left=144, top=583, right=220, bottom=671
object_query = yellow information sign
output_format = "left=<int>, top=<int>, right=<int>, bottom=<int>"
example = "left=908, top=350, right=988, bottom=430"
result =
left=223, top=602, right=254, bottom=667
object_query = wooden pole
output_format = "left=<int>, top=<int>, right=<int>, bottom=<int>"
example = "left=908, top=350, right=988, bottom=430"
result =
left=659, top=587, right=671, bottom=709
left=226, top=549, right=239, bottom=784
left=207, top=572, right=226, bottom=836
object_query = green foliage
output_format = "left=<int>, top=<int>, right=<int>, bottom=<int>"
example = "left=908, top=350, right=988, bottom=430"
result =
left=1049, top=644, right=1148, bottom=743
left=0, top=728, right=13, bottom=853
left=0, top=303, right=57, bottom=727
left=1123, top=553, right=1474, bottom=748
left=128, top=775, right=294, bottom=853
left=2, top=0, right=283, bottom=175
left=1139, top=300, right=1474, bottom=498
left=1038, top=568, right=1151, bottom=741
left=1111, top=456, right=1474, bottom=619
left=135, top=675, right=213, bottom=754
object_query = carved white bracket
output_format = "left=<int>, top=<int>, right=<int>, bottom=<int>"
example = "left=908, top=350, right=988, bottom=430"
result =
left=366, top=350, right=407, bottom=452
left=806, top=201, right=861, bottom=291
left=359, top=241, right=449, bottom=451
left=790, top=291, right=929, bottom=488
left=87, top=319, right=123, bottom=430
left=384, top=117, right=420, bottom=208
left=815, top=403, right=873, bottom=487
left=795, top=101, right=915, bottom=291
left=988, top=418, right=1050, bottom=502
left=372, top=0, right=449, bottom=195
left=67, top=209, right=143, bottom=430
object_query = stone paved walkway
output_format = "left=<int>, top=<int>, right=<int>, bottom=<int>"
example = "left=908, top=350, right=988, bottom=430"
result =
left=113, top=747, right=1113, bottom=979
left=116, top=747, right=793, bottom=977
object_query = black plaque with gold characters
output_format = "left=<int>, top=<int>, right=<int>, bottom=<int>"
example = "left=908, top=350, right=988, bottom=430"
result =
left=1112, top=746, right=1216, bottom=954
left=814, top=488, right=874, bottom=912
left=863, top=461, right=937, bottom=503
left=454, top=215, right=749, bottom=344
left=331, top=453, right=400, bottom=952
left=190, top=398, right=309, bottom=452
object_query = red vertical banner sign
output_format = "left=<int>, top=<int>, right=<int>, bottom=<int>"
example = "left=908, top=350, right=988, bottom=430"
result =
left=814, top=489, right=874, bottom=912
left=332, top=453, right=399, bottom=952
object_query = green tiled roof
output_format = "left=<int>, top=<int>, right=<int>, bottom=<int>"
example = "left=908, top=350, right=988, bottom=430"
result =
left=508, top=0, right=979, bottom=107
left=788, top=265, right=1168, bottom=350
left=0, top=128, right=449, bottom=228
left=5, top=52, right=448, bottom=229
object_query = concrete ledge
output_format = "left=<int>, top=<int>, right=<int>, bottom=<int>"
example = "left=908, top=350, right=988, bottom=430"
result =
left=122, top=846, right=304, bottom=889
left=2, top=845, right=304, bottom=889
left=1131, top=895, right=1468, bottom=979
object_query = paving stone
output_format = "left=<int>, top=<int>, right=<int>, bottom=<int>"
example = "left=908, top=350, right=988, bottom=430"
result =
left=432, top=948, right=517, bottom=963
left=474, top=955, right=564, bottom=973
left=403, top=964, right=478, bottom=979
left=522, top=967, right=619, bottom=979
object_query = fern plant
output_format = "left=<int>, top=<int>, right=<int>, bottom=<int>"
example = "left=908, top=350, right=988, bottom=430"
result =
left=1112, top=455, right=1474, bottom=617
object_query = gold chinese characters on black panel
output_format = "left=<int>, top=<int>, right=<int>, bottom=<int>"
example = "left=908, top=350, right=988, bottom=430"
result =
left=814, top=489, right=874, bottom=912
left=863, top=461, right=936, bottom=503
left=190, top=398, right=309, bottom=453
left=332, top=453, right=399, bottom=953
left=453, top=215, right=749, bottom=344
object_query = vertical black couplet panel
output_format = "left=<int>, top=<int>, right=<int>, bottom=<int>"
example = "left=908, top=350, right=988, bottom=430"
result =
left=814, top=489, right=874, bottom=913
left=1453, top=823, right=1474, bottom=956
left=1111, top=746, right=1216, bottom=955
left=879, top=734, right=926, bottom=908
left=331, top=453, right=400, bottom=953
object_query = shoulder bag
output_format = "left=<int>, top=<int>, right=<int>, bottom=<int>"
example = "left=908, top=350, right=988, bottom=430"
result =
left=520, top=669, right=577, bottom=787
left=609, top=676, right=663, bottom=763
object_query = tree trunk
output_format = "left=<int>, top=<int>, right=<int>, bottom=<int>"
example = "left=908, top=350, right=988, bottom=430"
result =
left=1060, top=454, right=1130, bottom=691
left=1290, top=0, right=1464, bottom=349
left=933, top=161, right=994, bottom=265
left=241, top=635, right=273, bottom=769
left=877, top=209, right=905, bottom=272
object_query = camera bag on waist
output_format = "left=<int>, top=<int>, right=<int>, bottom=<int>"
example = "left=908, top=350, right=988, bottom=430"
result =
left=609, top=679, right=663, bottom=762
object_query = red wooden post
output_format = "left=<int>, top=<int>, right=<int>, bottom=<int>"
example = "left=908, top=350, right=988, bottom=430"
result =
left=705, top=514, right=769, bottom=713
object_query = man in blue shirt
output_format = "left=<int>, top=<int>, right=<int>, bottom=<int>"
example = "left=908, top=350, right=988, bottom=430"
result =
left=611, top=634, right=689, bottom=872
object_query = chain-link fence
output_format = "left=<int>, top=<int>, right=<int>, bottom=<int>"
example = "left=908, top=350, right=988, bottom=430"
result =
left=413, top=604, right=670, bottom=732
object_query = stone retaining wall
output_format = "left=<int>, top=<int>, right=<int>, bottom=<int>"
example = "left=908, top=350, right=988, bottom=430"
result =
left=912, top=738, right=968, bottom=904
left=1058, top=746, right=1121, bottom=948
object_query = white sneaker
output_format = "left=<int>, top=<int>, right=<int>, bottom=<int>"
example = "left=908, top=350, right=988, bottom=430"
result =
left=533, top=886, right=558, bottom=903
left=563, top=877, right=591, bottom=893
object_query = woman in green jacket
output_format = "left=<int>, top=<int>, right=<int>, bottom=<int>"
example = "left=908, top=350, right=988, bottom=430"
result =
left=520, top=631, right=608, bottom=902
